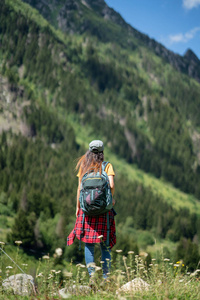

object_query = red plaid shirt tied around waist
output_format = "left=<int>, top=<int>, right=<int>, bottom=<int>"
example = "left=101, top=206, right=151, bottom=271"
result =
left=67, top=208, right=116, bottom=248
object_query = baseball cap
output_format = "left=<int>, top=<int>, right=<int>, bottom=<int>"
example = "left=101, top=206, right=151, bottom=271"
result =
left=89, top=140, right=104, bottom=153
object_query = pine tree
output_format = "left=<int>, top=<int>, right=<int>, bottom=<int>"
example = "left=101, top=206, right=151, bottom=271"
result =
left=10, top=210, right=35, bottom=247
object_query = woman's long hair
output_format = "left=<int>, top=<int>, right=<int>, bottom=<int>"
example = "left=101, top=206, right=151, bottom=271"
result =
left=76, top=150, right=104, bottom=180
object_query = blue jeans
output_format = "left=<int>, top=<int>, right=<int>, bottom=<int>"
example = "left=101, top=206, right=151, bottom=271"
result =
left=85, top=243, right=111, bottom=279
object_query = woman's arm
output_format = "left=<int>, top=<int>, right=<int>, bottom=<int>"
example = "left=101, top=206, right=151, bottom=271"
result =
left=108, top=175, right=115, bottom=205
left=76, top=178, right=81, bottom=217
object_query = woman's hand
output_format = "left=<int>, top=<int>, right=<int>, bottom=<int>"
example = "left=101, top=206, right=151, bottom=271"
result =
left=112, top=198, right=115, bottom=206
left=76, top=206, right=79, bottom=217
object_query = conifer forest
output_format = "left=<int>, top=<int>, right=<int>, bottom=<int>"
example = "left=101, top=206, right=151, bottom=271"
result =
left=0, top=0, right=200, bottom=282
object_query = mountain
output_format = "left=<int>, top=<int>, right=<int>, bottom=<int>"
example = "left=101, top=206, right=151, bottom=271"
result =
left=1, top=0, right=200, bottom=264
left=18, top=0, right=200, bottom=198
left=22, top=0, right=200, bottom=83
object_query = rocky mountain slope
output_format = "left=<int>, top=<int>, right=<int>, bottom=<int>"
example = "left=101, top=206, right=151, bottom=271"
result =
left=22, top=0, right=200, bottom=82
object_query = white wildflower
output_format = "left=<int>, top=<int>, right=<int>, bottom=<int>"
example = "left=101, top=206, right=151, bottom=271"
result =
left=55, top=248, right=63, bottom=257
left=190, top=269, right=200, bottom=277
left=76, top=263, right=85, bottom=268
left=128, top=251, right=134, bottom=254
left=116, top=249, right=122, bottom=253
left=140, top=251, right=148, bottom=257
left=164, top=258, right=170, bottom=261
left=0, top=241, right=5, bottom=245
left=174, top=264, right=180, bottom=267
left=143, top=270, right=148, bottom=273
left=6, top=266, right=13, bottom=269
left=42, top=255, right=50, bottom=260
left=98, top=235, right=103, bottom=239
left=15, top=241, right=22, bottom=245
left=86, top=262, right=96, bottom=268
left=63, top=271, right=73, bottom=277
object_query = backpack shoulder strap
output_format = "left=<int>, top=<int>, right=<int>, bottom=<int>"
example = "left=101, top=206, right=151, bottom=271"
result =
left=106, top=211, right=110, bottom=247
left=79, top=212, right=85, bottom=251
left=102, top=161, right=109, bottom=172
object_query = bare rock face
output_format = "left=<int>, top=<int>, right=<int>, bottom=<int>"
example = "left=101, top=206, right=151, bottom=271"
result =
left=0, top=75, right=32, bottom=136
left=2, top=273, right=35, bottom=296
left=117, top=278, right=150, bottom=294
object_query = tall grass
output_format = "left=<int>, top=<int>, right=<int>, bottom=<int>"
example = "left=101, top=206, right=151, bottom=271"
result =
left=0, top=241, right=199, bottom=299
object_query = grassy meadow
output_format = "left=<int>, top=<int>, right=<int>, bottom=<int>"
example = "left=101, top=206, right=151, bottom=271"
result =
left=0, top=241, right=200, bottom=299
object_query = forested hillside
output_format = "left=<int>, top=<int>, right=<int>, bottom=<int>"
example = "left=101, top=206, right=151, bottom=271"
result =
left=22, top=0, right=200, bottom=82
left=0, top=0, right=200, bottom=268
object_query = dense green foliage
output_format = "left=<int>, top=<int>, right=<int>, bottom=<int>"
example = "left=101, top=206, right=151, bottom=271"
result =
left=2, top=0, right=200, bottom=198
left=0, top=0, right=200, bottom=270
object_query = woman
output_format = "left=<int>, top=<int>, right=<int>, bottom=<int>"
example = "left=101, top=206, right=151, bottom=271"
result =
left=67, top=140, right=116, bottom=279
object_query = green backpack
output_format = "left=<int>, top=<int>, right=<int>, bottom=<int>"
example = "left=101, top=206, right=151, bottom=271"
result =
left=79, top=162, right=113, bottom=249
left=79, top=161, right=113, bottom=216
